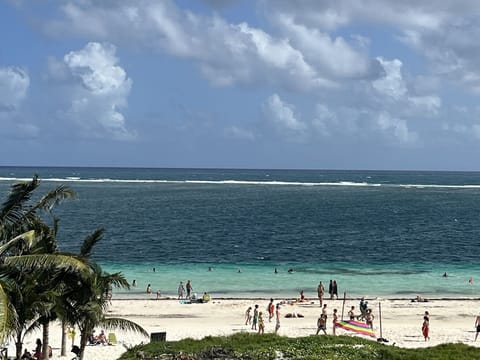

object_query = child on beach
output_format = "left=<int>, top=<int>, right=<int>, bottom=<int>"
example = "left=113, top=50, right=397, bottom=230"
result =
left=332, top=309, right=338, bottom=335
left=322, top=304, right=328, bottom=320
left=258, top=312, right=265, bottom=334
left=365, top=309, right=374, bottom=329
left=316, top=314, right=327, bottom=335
left=252, top=305, right=259, bottom=330
left=245, top=307, right=252, bottom=325
left=348, top=306, right=355, bottom=320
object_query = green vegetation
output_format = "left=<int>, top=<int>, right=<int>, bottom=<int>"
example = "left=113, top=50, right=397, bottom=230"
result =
left=118, top=333, right=480, bottom=360
left=0, top=176, right=147, bottom=360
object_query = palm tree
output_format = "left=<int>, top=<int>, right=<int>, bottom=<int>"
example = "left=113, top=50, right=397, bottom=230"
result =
left=61, top=230, right=148, bottom=360
left=0, top=176, right=147, bottom=360
left=0, top=176, right=80, bottom=359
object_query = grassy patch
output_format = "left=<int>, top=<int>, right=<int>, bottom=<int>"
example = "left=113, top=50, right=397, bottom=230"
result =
left=118, top=333, right=480, bottom=360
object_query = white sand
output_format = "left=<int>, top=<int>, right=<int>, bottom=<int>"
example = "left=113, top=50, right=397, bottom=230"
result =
left=11, top=297, right=480, bottom=360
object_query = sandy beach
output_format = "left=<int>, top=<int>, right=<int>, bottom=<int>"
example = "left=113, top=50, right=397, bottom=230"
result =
left=12, top=296, right=480, bottom=360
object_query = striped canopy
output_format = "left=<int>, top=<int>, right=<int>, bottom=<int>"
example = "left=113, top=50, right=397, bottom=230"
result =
left=336, top=320, right=376, bottom=338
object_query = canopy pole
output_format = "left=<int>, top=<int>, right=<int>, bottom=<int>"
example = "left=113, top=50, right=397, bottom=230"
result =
left=341, top=291, right=346, bottom=321
left=378, top=302, right=383, bottom=339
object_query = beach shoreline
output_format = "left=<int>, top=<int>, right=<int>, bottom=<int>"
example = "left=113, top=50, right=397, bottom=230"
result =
left=13, top=296, right=480, bottom=360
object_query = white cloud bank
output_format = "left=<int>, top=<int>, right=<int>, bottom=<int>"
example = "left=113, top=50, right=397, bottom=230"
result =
left=55, top=42, right=135, bottom=140
left=42, top=0, right=381, bottom=91
left=0, top=66, right=29, bottom=112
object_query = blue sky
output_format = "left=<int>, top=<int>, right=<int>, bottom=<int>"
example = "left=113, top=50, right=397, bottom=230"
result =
left=2, top=0, right=480, bottom=170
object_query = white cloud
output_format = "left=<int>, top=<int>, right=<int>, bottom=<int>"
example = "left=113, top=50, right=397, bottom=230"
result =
left=372, top=58, right=407, bottom=100
left=41, top=1, right=346, bottom=90
left=64, top=43, right=128, bottom=95
left=262, top=94, right=307, bottom=139
left=375, top=112, right=417, bottom=143
left=0, top=66, right=29, bottom=112
left=312, top=104, right=337, bottom=136
left=408, top=95, right=441, bottom=114
left=271, top=14, right=380, bottom=80
left=56, top=42, right=135, bottom=140
left=225, top=126, right=255, bottom=140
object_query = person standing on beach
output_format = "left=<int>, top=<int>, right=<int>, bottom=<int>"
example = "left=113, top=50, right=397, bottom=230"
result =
left=245, top=307, right=252, bottom=325
left=332, top=309, right=338, bottom=335
left=146, top=284, right=152, bottom=294
left=268, top=298, right=275, bottom=322
left=328, top=280, right=333, bottom=299
left=178, top=281, right=185, bottom=299
left=348, top=306, right=355, bottom=321
left=358, top=297, right=368, bottom=321
left=422, top=315, right=430, bottom=341
left=365, top=308, right=374, bottom=329
left=258, top=312, right=265, bottom=334
left=275, top=304, right=281, bottom=334
left=252, top=304, right=259, bottom=330
left=322, top=304, right=328, bottom=320
left=332, top=280, right=338, bottom=300
left=186, top=280, right=193, bottom=299
left=475, top=314, right=480, bottom=341
left=316, top=314, right=327, bottom=335
left=317, top=281, right=325, bottom=307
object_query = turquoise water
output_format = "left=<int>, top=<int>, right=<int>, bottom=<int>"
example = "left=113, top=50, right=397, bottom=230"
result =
left=103, top=261, right=479, bottom=300
left=1, top=167, right=480, bottom=299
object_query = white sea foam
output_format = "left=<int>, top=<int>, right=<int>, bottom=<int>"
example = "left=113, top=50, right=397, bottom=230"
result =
left=0, top=177, right=480, bottom=189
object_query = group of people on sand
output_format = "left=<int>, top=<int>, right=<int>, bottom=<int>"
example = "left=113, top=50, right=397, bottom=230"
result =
left=21, top=339, right=52, bottom=359
left=315, top=300, right=374, bottom=336
left=245, top=299, right=281, bottom=334
left=177, top=280, right=193, bottom=299
left=243, top=290, right=378, bottom=337
left=87, top=329, right=110, bottom=345
left=316, top=280, right=339, bottom=306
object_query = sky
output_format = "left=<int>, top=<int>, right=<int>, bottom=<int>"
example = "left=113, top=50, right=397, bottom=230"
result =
left=2, top=1, right=480, bottom=170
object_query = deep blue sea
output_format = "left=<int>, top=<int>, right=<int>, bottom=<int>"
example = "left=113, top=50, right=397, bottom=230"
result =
left=2, top=167, right=480, bottom=299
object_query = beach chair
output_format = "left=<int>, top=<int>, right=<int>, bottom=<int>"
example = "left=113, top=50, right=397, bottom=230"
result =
left=108, top=332, right=117, bottom=345
left=71, top=345, right=80, bottom=360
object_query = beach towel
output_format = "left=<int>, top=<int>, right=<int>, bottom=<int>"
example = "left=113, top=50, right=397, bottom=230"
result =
left=336, top=320, right=376, bottom=338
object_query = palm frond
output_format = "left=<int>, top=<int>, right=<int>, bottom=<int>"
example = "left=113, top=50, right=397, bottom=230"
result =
left=5, top=254, right=91, bottom=274
left=0, top=281, right=11, bottom=344
left=0, top=176, right=39, bottom=226
left=30, top=185, right=76, bottom=214
left=100, top=317, right=149, bottom=337
left=80, top=228, right=104, bottom=258
left=0, top=230, right=35, bottom=256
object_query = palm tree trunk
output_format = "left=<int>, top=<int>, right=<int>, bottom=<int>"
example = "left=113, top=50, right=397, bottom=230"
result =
left=79, top=331, right=88, bottom=360
left=15, top=332, right=22, bottom=360
left=42, top=321, right=49, bottom=360
left=61, top=320, right=67, bottom=356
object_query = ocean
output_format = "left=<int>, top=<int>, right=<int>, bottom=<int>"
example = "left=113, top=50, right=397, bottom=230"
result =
left=1, top=166, right=480, bottom=300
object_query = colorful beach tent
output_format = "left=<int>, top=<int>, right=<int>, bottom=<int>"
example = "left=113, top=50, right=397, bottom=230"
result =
left=336, top=320, right=376, bottom=338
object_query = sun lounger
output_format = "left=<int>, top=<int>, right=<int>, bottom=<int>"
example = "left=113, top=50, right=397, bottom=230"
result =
left=108, top=333, right=117, bottom=345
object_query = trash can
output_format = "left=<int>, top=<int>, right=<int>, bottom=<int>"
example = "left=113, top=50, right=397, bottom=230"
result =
left=150, top=332, right=166, bottom=342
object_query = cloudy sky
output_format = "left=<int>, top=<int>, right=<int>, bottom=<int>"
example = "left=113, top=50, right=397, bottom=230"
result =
left=2, top=0, right=480, bottom=170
